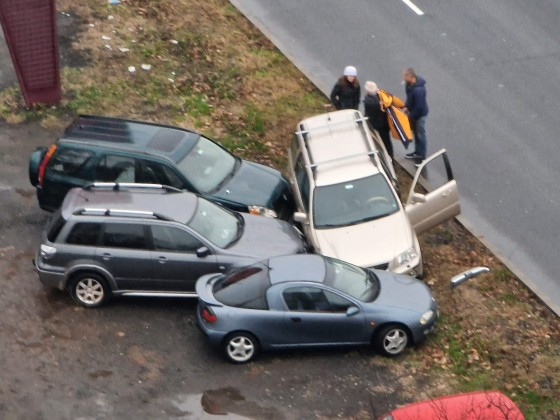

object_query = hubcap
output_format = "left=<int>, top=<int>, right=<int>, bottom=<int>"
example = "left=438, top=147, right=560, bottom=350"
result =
left=76, top=278, right=104, bottom=305
left=384, top=329, right=407, bottom=354
left=227, top=336, right=255, bottom=362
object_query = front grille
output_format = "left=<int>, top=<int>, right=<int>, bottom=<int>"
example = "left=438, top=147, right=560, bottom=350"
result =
left=373, top=263, right=389, bottom=271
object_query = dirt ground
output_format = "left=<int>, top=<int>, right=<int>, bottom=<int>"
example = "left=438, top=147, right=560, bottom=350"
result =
left=0, top=1, right=559, bottom=419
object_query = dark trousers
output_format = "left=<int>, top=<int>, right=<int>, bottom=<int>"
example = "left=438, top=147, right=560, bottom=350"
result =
left=378, top=127, right=394, bottom=160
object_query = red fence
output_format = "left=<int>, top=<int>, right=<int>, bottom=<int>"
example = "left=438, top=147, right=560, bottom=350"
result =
left=0, top=0, right=61, bottom=105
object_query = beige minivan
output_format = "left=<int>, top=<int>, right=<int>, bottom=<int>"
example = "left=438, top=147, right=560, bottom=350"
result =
left=287, top=109, right=460, bottom=277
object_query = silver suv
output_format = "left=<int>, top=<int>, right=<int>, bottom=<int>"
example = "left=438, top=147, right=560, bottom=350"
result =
left=34, top=183, right=306, bottom=308
left=287, top=109, right=460, bottom=277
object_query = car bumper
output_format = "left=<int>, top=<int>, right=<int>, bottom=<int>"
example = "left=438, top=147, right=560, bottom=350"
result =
left=34, top=257, right=67, bottom=290
left=196, top=306, right=228, bottom=348
left=412, top=309, right=438, bottom=345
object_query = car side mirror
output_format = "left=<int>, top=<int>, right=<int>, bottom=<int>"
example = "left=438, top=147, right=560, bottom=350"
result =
left=293, top=212, right=309, bottom=224
left=346, top=306, right=360, bottom=317
left=450, top=267, right=490, bottom=289
left=196, top=246, right=211, bottom=258
left=411, top=192, right=427, bottom=203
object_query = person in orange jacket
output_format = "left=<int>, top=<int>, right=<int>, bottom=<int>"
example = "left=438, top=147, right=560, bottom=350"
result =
left=363, top=81, right=412, bottom=160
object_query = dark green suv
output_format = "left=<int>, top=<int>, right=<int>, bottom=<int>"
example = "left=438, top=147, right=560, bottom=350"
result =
left=29, top=115, right=294, bottom=219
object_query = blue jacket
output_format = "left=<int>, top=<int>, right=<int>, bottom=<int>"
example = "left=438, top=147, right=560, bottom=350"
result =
left=405, top=76, right=429, bottom=120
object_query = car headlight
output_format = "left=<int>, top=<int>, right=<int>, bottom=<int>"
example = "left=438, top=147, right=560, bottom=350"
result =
left=420, top=310, right=435, bottom=325
left=396, top=247, right=419, bottom=266
left=248, top=205, right=277, bottom=218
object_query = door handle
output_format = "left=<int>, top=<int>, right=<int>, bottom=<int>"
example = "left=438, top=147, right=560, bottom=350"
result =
left=291, top=317, right=302, bottom=323
left=102, top=253, right=112, bottom=261
left=157, top=256, right=168, bottom=264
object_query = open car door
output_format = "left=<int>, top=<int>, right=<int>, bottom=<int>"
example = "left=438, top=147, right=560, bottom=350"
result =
left=405, top=149, right=460, bottom=235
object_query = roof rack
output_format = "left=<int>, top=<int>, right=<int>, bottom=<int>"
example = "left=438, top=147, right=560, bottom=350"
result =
left=83, top=182, right=182, bottom=193
left=295, top=114, right=368, bottom=136
left=295, top=112, right=380, bottom=176
left=72, top=208, right=174, bottom=221
left=308, top=151, right=378, bottom=170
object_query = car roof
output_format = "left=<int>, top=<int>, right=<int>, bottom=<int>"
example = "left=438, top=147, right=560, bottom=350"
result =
left=297, top=110, right=380, bottom=186
left=268, top=254, right=327, bottom=284
left=61, top=115, right=200, bottom=161
left=61, top=186, right=197, bottom=224
left=385, top=391, right=524, bottom=420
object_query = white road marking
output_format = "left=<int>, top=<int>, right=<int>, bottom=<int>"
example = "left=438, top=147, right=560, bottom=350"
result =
left=402, top=0, right=424, bottom=15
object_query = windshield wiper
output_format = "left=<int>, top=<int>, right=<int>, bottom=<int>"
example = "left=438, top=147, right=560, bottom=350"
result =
left=210, top=157, right=240, bottom=194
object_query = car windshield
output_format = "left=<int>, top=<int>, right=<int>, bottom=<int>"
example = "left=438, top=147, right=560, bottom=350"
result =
left=313, top=173, right=399, bottom=228
left=176, top=136, right=237, bottom=194
left=187, top=197, right=243, bottom=248
left=212, top=264, right=271, bottom=309
left=324, top=256, right=380, bottom=302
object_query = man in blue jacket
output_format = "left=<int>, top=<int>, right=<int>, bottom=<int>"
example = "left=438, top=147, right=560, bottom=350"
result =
left=403, top=68, right=429, bottom=161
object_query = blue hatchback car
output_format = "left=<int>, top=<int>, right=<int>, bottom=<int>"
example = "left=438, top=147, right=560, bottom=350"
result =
left=196, top=254, right=438, bottom=363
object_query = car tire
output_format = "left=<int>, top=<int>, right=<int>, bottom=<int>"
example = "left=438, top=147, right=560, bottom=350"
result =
left=374, top=324, right=409, bottom=357
left=70, top=272, right=111, bottom=308
left=222, top=332, right=259, bottom=364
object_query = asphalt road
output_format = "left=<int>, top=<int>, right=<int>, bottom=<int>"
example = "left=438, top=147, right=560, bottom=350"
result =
left=231, top=0, right=560, bottom=315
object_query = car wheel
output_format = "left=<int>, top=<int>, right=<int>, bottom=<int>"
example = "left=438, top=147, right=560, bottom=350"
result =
left=223, top=332, right=259, bottom=364
left=374, top=325, right=409, bottom=357
left=70, top=272, right=111, bottom=308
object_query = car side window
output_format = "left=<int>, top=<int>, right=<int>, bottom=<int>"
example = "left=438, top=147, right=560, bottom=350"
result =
left=294, top=158, right=310, bottom=211
left=151, top=225, right=204, bottom=253
left=140, top=160, right=184, bottom=189
left=49, top=148, right=93, bottom=176
left=95, top=155, right=136, bottom=183
left=66, top=222, right=102, bottom=245
left=102, top=223, right=146, bottom=249
left=283, top=287, right=353, bottom=313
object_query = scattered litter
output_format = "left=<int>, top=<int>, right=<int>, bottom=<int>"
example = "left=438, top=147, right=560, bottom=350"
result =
left=128, top=66, right=136, bottom=73
left=119, top=47, right=130, bottom=53
left=108, top=15, right=114, bottom=21
left=101, top=35, right=112, bottom=41
left=108, top=0, right=120, bottom=4
left=141, top=64, right=152, bottom=71
left=169, top=39, right=178, bottom=44
left=171, top=71, right=176, bottom=75
left=89, top=23, right=95, bottom=27
left=104, top=45, right=112, bottom=50
left=168, top=78, right=175, bottom=83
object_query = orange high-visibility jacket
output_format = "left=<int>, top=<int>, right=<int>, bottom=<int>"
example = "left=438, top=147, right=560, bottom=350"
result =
left=377, top=89, right=413, bottom=143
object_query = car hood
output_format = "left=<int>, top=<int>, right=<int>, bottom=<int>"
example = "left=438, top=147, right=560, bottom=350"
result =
left=228, top=213, right=305, bottom=258
left=373, top=270, right=434, bottom=313
left=313, top=210, right=414, bottom=268
left=212, top=160, right=288, bottom=209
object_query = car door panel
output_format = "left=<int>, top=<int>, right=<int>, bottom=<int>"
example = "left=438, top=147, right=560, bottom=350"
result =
left=149, top=224, right=222, bottom=292
left=405, top=149, right=461, bottom=235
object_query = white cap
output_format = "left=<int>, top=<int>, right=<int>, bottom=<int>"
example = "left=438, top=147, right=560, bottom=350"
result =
left=365, top=81, right=378, bottom=93
left=343, top=65, right=357, bottom=77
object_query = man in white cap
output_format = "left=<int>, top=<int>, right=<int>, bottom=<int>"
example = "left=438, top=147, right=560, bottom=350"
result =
left=330, top=65, right=360, bottom=110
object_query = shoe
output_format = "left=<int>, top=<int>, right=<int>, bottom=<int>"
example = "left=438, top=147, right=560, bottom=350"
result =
left=405, top=153, right=422, bottom=159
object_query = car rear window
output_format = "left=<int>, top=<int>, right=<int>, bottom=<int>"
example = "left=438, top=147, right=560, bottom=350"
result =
left=46, top=214, right=67, bottom=243
left=212, top=265, right=271, bottom=310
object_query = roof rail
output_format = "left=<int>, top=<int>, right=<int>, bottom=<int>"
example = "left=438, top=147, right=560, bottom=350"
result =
left=295, top=114, right=368, bottom=136
left=308, top=150, right=378, bottom=170
left=83, top=182, right=182, bottom=193
left=72, top=207, right=174, bottom=221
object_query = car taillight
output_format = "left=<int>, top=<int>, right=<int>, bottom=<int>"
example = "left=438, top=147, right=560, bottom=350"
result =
left=201, top=306, right=217, bottom=323
left=38, top=144, right=57, bottom=188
